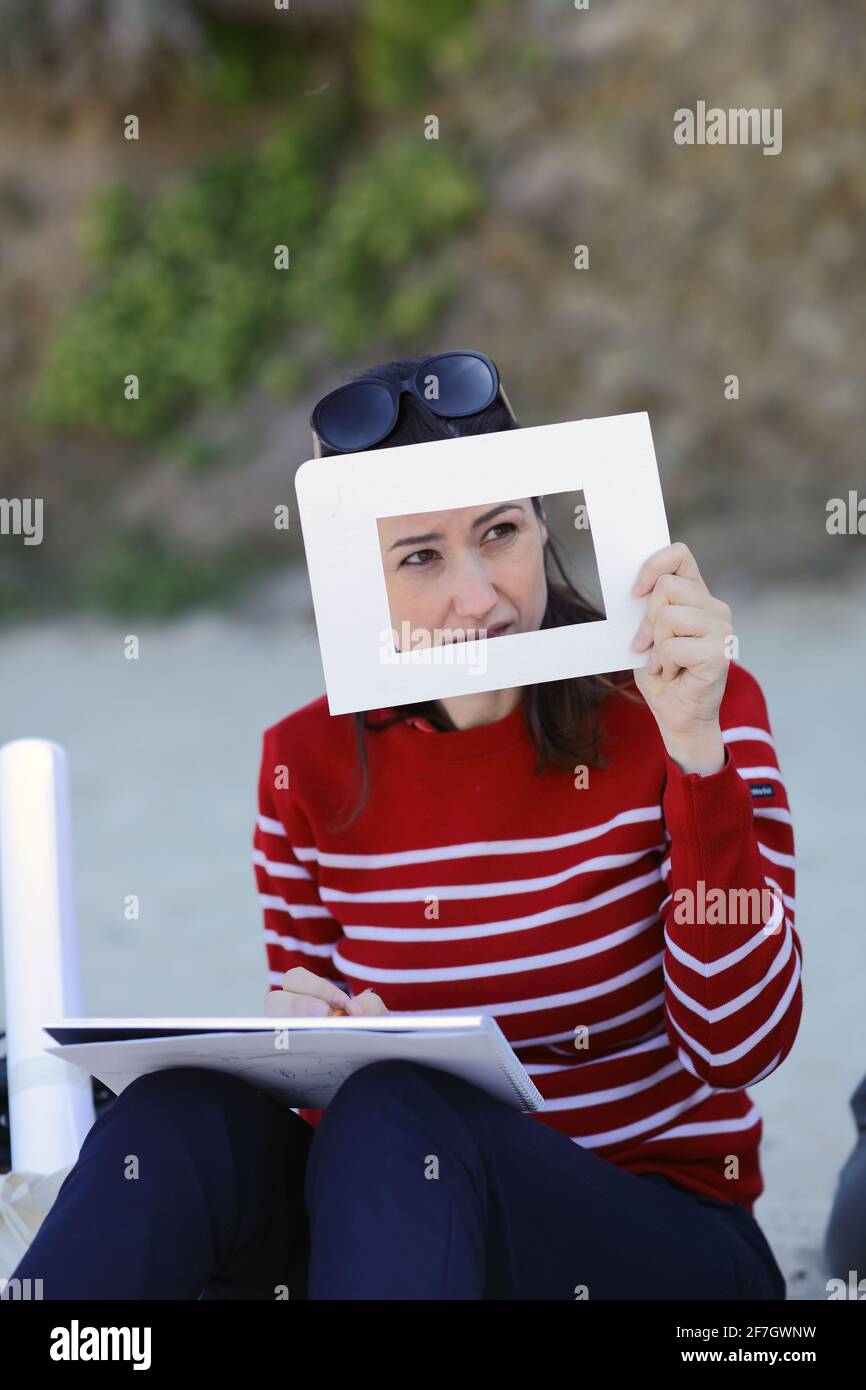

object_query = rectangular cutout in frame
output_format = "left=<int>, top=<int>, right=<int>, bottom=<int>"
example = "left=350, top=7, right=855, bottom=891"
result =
left=294, top=412, right=670, bottom=716
left=376, top=487, right=606, bottom=659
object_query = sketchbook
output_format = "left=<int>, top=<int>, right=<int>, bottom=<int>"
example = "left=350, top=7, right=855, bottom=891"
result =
left=42, top=1015, right=545, bottom=1113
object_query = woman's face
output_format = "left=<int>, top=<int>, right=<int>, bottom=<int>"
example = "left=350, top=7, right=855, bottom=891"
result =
left=376, top=498, right=549, bottom=649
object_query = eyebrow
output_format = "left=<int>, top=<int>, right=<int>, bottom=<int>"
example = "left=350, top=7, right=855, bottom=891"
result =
left=387, top=502, right=525, bottom=552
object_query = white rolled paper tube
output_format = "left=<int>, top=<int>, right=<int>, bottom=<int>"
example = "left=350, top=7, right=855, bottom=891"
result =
left=0, top=739, right=95, bottom=1173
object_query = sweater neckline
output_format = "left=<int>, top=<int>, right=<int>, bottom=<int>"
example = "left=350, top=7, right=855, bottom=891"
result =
left=376, top=699, right=530, bottom=762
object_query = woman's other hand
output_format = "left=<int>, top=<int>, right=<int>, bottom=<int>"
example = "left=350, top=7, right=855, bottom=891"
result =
left=262, top=969, right=389, bottom=1018
left=263, top=967, right=365, bottom=1018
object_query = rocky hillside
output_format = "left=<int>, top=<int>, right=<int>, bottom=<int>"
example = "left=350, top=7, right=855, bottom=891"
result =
left=1, top=0, right=863, bottom=618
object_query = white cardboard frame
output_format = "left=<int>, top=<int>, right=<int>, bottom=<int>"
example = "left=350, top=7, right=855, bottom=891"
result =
left=294, top=411, right=670, bottom=716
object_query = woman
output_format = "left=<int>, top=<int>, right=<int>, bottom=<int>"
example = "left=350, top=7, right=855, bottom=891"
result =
left=7, top=350, right=800, bottom=1301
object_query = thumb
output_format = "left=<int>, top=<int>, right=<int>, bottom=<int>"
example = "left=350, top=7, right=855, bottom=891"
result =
left=354, top=989, right=388, bottom=1015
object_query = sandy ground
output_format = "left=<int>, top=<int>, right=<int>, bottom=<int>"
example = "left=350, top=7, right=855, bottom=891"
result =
left=1, top=565, right=864, bottom=1300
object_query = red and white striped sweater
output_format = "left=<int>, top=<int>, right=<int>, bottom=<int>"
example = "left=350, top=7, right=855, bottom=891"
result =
left=252, top=661, right=802, bottom=1214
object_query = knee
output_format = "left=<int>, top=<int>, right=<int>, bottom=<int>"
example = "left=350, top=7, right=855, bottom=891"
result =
left=304, top=1061, right=488, bottom=1221
left=306, top=1060, right=404, bottom=1137
left=310, top=1060, right=484, bottom=1159
left=335, top=1058, right=426, bottom=1096
left=106, top=1066, right=263, bottom=1132
left=321, top=1059, right=465, bottom=1122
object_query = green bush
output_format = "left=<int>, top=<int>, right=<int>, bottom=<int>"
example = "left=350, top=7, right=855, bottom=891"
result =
left=299, top=137, right=482, bottom=354
left=357, top=0, right=490, bottom=110
left=381, top=268, right=458, bottom=344
left=10, top=2, right=496, bottom=619
left=256, top=356, right=304, bottom=400
left=29, top=119, right=481, bottom=437
left=77, top=526, right=270, bottom=618
left=183, top=15, right=306, bottom=111
left=28, top=105, right=347, bottom=439
left=83, top=182, right=145, bottom=267
left=163, top=430, right=241, bottom=475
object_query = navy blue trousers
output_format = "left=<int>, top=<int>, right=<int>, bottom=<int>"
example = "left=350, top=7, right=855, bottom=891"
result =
left=7, top=1060, right=786, bottom=1300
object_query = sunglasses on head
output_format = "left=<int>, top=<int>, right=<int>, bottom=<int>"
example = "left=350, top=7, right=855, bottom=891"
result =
left=310, top=350, right=510, bottom=454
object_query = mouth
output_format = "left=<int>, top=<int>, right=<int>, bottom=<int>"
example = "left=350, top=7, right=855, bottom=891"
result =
left=445, top=621, right=514, bottom=644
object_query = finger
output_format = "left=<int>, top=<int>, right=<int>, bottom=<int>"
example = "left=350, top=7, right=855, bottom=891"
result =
left=633, top=541, right=706, bottom=598
left=354, top=995, right=389, bottom=1017
left=657, top=620, right=734, bottom=666
left=353, top=989, right=388, bottom=1016
left=280, top=967, right=361, bottom=1015
left=646, top=616, right=715, bottom=683
left=648, top=604, right=716, bottom=648
left=264, top=991, right=331, bottom=1017
left=632, top=583, right=707, bottom=651
left=654, top=633, right=728, bottom=676
left=635, top=599, right=713, bottom=672
left=646, top=641, right=679, bottom=684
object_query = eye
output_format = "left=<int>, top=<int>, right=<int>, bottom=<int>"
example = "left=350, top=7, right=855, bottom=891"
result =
left=398, top=522, right=519, bottom=569
left=400, top=548, right=441, bottom=568
left=482, top=522, right=519, bottom=544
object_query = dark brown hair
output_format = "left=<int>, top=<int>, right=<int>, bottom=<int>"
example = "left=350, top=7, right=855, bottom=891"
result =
left=317, top=352, right=641, bottom=836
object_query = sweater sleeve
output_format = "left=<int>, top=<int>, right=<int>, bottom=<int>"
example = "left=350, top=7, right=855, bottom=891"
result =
left=252, top=727, right=348, bottom=992
left=252, top=726, right=348, bottom=1130
left=657, top=666, right=803, bottom=1090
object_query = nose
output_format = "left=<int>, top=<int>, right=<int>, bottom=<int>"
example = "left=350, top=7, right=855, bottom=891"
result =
left=449, top=552, right=499, bottom=625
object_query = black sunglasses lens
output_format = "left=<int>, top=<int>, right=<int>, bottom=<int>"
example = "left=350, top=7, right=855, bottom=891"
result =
left=317, top=382, right=394, bottom=451
left=418, top=355, right=497, bottom=416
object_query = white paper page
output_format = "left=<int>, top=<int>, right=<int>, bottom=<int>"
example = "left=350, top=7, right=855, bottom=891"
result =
left=45, top=1022, right=544, bottom=1111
